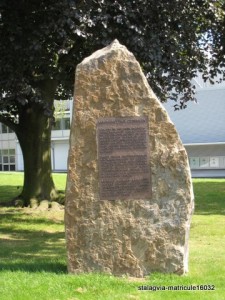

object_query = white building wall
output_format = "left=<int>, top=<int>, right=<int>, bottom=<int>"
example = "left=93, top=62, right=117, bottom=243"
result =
left=51, top=141, right=69, bottom=171
left=186, top=144, right=225, bottom=176
left=164, top=89, right=225, bottom=144
left=15, top=139, right=69, bottom=172
left=16, top=141, right=24, bottom=171
left=0, top=133, right=16, bottom=148
left=164, top=79, right=225, bottom=177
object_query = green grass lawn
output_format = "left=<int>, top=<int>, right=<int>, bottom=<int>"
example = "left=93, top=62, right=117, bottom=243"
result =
left=0, top=172, right=67, bottom=204
left=0, top=173, right=224, bottom=300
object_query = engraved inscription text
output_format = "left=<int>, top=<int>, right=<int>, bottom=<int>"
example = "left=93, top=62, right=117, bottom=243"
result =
left=96, top=117, right=151, bottom=200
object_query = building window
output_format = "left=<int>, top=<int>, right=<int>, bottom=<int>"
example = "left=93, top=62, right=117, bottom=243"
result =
left=200, top=157, right=210, bottom=168
left=0, top=149, right=16, bottom=171
left=0, top=124, right=13, bottom=134
left=189, top=156, right=225, bottom=169
left=210, top=157, right=219, bottom=168
left=53, top=116, right=70, bottom=130
left=189, top=157, right=200, bottom=168
left=62, top=117, right=70, bottom=130
left=53, top=119, right=61, bottom=130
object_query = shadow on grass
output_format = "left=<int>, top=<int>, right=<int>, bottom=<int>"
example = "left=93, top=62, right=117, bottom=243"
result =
left=0, top=261, right=67, bottom=274
left=0, top=211, right=64, bottom=225
left=1, top=179, right=224, bottom=275
left=0, top=185, right=22, bottom=205
left=0, top=211, right=67, bottom=274
left=193, top=181, right=225, bottom=215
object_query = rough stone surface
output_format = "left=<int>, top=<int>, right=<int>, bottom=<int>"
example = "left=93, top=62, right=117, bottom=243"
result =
left=65, top=40, right=194, bottom=277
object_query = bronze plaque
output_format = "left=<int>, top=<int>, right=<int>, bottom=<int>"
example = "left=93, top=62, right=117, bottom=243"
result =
left=96, top=116, right=151, bottom=200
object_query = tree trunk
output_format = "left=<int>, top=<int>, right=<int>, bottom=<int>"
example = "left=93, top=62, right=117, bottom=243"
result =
left=15, top=80, right=58, bottom=206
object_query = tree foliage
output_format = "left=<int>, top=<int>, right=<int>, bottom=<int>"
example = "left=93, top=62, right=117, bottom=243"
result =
left=84, top=0, right=225, bottom=108
left=0, top=0, right=225, bottom=204
left=0, top=0, right=225, bottom=116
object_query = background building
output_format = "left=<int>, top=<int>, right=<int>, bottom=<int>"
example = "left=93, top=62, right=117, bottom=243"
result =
left=0, top=124, right=16, bottom=171
left=164, top=75, right=225, bottom=177
left=0, top=76, right=225, bottom=177
left=0, top=99, right=72, bottom=172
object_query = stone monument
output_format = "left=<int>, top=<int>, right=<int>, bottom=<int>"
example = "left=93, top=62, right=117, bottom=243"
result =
left=65, top=40, right=194, bottom=277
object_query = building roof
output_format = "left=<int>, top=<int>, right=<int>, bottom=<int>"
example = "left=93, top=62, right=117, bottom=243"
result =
left=164, top=85, right=225, bottom=144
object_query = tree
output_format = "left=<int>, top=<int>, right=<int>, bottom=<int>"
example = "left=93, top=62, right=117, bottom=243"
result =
left=0, top=0, right=224, bottom=206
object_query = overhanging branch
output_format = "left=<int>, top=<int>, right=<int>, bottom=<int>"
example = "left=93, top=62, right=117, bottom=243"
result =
left=0, top=114, right=18, bottom=132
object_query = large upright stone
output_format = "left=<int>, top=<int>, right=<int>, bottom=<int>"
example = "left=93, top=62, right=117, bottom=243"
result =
left=65, top=40, right=194, bottom=277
